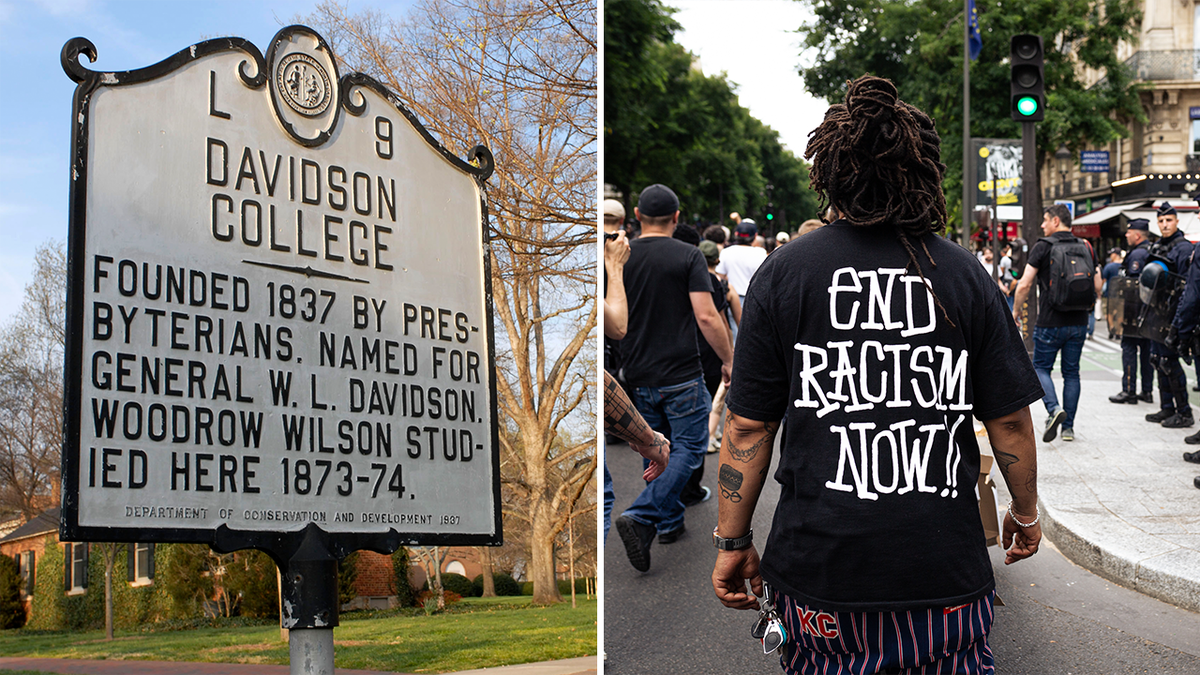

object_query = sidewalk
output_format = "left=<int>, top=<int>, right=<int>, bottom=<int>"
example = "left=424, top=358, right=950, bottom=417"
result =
left=0, top=656, right=597, bottom=675
left=1010, top=335, right=1200, bottom=613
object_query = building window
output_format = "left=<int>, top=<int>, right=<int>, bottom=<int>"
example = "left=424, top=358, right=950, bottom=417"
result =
left=1192, top=119, right=1200, bottom=154
left=128, top=542, right=155, bottom=585
left=64, top=542, right=88, bottom=593
left=15, top=551, right=34, bottom=596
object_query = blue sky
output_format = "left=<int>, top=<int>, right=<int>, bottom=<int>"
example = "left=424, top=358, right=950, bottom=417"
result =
left=0, top=0, right=414, bottom=325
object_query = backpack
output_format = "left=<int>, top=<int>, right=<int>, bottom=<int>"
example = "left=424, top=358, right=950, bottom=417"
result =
left=1045, top=235, right=1096, bottom=311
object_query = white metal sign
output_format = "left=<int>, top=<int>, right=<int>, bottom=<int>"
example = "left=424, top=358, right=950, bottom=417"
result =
left=61, top=27, right=500, bottom=546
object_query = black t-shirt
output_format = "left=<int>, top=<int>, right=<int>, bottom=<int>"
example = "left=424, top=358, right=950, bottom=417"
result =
left=727, top=220, right=1042, bottom=612
left=621, top=236, right=713, bottom=387
left=1027, top=231, right=1098, bottom=327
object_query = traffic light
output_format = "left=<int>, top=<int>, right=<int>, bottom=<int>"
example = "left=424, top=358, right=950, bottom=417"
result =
left=766, top=203, right=774, bottom=223
left=1010, top=34, right=1044, bottom=122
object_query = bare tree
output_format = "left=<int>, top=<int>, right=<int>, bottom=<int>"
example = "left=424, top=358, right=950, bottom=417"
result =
left=0, top=241, right=66, bottom=520
left=411, top=546, right=450, bottom=610
left=94, top=542, right=121, bottom=640
left=306, top=0, right=597, bottom=605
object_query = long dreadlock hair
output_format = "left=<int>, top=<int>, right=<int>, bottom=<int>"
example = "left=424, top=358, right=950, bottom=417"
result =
left=804, top=75, right=954, bottom=325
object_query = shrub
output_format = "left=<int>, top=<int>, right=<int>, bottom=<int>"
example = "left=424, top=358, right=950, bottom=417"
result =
left=26, top=536, right=65, bottom=630
left=472, top=572, right=521, bottom=597
left=520, top=581, right=533, bottom=596
left=417, top=589, right=461, bottom=606
left=0, top=555, right=25, bottom=629
left=439, top=572, right=475, bottom=598
left=390, top=547, right=416, bottom=607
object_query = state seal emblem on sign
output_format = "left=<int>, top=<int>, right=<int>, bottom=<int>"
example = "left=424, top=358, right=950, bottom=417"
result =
left=277, top=52, right=331, bottom=116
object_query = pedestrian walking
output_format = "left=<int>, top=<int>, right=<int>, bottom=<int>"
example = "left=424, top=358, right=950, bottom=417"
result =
left=711, top=76, right=1043, bottom=675
left=1011, top=203, right=1103, bottom=442
left=613, top=184, right=733, bottom=572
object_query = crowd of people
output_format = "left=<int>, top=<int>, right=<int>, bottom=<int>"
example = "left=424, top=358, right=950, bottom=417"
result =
left=604, top=75, right=1047, bottom=674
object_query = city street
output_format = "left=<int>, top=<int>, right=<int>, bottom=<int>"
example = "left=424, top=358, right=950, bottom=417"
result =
left=603, top=335, right=1200, bottom=674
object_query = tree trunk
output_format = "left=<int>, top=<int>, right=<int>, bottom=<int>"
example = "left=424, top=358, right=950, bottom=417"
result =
left=478, top=546, right=496, bottom=597
left=103, top=545, right=115, bottom=641
left=530, top=514, right=562, bottom=605
left=432, top=551, right=445, bottom=611
left=568, top=514, right=576, bottom=608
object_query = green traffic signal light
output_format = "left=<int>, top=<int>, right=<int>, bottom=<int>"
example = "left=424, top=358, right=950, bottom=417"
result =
left=766, top=213, right=774, bottom=221
left=1016, top=96, right=1039, bottom=116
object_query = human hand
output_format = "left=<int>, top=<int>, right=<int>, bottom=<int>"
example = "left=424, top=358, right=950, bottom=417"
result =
left=1001, top=508, right=1042, bottom=565
left=1012, top=309, right=1022, bottom=329
left=712, top=546, right=763, bottom=610
left=721, top=361, right=732, bottom=387
left=631, top=431, right=669, bottom=481
left=604, top=230, right=630, bottom=267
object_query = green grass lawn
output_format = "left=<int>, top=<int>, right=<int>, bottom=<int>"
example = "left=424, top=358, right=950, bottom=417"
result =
left=0, top=597, right=596, bottom=673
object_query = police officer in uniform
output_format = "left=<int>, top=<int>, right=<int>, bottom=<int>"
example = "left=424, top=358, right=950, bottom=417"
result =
left=1145, top=203, right=1194, bottom=428
left=1165, top=205, right=1200, bottom=488
left=1110, top=218, right=1155, bottom=404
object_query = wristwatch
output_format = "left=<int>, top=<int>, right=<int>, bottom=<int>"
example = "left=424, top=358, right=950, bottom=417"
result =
left=712, top=526, right=753, bottom=550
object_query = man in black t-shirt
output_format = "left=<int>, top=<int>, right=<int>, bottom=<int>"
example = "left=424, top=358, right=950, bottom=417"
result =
left=711, top=76, right=1043, bottom=674
left=1011, top=204, right=1103, bottom=443
left=613, top=184, right=734, bottom=572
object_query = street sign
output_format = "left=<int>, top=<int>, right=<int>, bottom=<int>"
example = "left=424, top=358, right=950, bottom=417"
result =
left=1081, top=151, right=1110, bottom=173
left=60, top=27, right=501, bottom=549
left=973, top=139, right=1023, bottom=207
left=1054, top=200, right=1076, bottom=221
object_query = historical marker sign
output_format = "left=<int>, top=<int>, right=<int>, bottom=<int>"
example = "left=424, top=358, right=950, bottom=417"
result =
left=60, top=27, right=501, bottom=549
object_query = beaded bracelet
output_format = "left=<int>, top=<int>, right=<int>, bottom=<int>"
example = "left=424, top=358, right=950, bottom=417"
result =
left=1007, top=501, right=1039, bottom=528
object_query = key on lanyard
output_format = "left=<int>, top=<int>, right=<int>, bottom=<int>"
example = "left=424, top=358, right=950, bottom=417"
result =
left=755, top=582, right=787, bottom=655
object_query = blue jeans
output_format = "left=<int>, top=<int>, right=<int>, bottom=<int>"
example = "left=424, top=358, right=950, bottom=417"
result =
left=1032, top=325, right=1087, bottom=430
left=622, top=375, right=710, bottom=535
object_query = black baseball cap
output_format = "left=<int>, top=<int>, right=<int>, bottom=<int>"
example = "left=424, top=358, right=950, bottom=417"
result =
left=637, top=184, right=679, bottom=218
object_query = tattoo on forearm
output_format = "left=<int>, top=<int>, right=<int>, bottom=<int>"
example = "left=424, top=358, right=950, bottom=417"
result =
left=1024, top=465, right=1037, bottom=494
left=603, top=372, right=653, bottom=446
left=718, top=463, right=743, bottom=502
left=724, top=410, right=778, bottom=462
left=993, top=449, right=1019, bottom=473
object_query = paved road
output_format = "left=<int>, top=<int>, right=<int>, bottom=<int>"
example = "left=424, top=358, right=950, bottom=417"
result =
left=603, top=334, right=1200, bottom=674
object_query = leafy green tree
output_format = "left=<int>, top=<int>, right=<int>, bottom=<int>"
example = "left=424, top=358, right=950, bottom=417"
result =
left=158, top=543, right=213, bottom=619
left=796, top=0, right=1144, bottom=236
left=605, top=0, right=819, bottom=228
left=0, top=554, right=25, bottom=629
left=223, top=550, right=278, bottom=619
left=338, top=551, right=359, bottom=609
left=390, top=547, right=416, bottom=607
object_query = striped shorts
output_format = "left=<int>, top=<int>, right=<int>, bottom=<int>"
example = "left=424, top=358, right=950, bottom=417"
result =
left=775, top=587, right=995, bottom=674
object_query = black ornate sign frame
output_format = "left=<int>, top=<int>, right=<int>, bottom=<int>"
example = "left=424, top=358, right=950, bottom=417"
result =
left=59, top=26, right=502, bottom=600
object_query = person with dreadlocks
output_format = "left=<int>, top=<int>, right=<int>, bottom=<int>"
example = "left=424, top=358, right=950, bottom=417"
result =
left=710, top=76, right=1043, bottom=674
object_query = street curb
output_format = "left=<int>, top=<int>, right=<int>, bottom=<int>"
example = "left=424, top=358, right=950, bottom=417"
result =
left=1039, top=475, right=1200, bottom=614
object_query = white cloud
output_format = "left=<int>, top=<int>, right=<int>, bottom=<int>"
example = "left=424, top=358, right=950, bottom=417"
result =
left=671, top=0, right=828, bottom=156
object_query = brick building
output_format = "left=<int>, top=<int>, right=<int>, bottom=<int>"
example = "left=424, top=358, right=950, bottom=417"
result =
left=4, top=506, right=490, bottom=621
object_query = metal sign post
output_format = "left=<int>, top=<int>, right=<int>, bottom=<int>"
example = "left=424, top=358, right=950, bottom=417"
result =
left=59, top=26, right=501, bottom=674
left=1020, top=120, right=1041, bottom=348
